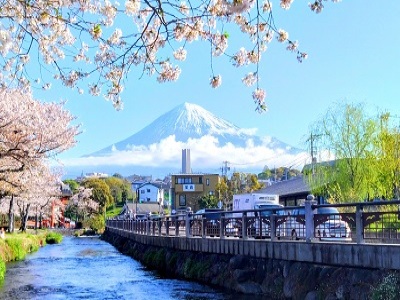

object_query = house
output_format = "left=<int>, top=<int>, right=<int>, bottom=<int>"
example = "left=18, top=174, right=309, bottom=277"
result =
left=136, top=182, right=165, bottom=205
left=170, top=172, right=221, bottom=213
left=131, top=176, right=152, bottom=192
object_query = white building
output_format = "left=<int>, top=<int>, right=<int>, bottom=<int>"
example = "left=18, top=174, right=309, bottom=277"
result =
left=136, top=182, right=165, bottom=206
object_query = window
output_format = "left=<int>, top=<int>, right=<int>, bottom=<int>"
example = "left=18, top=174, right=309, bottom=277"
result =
left=199, top=177, right=203, bottom=184
left=176, top=177, right=192, bottom=184
left=140, top=190, right=145, bottom=194
left=147, top=198, right=151, bottom=202
left=147, top=189, right=150, bottom=193
left=179, top=194, right=186, bottom=206
left=206, top=178, right=210, bottom=186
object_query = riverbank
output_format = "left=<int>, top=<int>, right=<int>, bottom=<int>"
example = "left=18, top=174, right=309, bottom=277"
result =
left=0, top=231, right=63, bottom=282
left=102, top=229, right=400, bottom=299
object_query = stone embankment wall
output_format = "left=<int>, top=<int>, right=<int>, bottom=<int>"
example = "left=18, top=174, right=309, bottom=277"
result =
left=102, top=229, right=396, bottom=299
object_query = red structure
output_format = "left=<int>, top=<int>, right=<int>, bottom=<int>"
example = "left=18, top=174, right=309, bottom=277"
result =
left=47, top=183, right=72, bottom=228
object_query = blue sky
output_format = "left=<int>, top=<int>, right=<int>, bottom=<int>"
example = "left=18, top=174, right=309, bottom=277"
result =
left=34, top=1, right=400, bottom=178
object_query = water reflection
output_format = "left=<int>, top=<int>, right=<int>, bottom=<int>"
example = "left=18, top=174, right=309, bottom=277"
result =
left=0, top=236, right=267, bottom=300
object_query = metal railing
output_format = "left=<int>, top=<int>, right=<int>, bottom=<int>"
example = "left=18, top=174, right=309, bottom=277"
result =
left=106, top=200, right=400, bottom=244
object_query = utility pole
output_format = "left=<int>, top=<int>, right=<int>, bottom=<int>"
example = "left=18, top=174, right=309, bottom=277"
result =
left=221, top=161, right=230, bottom=178
left=307, top=133, right=322, bottom=174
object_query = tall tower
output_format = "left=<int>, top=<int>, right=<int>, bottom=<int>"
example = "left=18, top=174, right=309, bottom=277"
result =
left=182, top=149, right=191, bottom=174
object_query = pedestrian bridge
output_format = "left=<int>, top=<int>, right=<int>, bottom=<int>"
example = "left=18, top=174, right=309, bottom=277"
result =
left=106, top=200, right=400, bottom=271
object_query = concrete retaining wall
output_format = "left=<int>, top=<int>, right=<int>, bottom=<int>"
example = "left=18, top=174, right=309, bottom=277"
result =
left=109, top=228, right=400, bottom=270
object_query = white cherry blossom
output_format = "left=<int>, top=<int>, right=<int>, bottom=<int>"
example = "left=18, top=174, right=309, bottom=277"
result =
left=0, top=0, right=340, bottom=112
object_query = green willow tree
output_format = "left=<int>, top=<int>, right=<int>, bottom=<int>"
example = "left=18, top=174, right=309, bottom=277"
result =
left=375, top=113, right=400, bottom=199
left=307, top=103, right=399, bottom=203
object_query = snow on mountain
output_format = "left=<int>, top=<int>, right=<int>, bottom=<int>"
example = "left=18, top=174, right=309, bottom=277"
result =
left=88, top=102, right=301, bottom=156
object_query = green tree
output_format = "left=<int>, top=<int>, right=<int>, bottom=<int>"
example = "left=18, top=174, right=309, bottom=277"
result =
left=307, top=103, right=390, bottom=203
left=374, top=113, right=400, bottom=199
left=63, top=179, right=80, bottom=193
left=246, top=174, right=264, bottom=192
left=258, top=165, right=272, bottom=180
left=83, top=178, right=113, bottom=212
left=198, top=195, right=219, bottom=209
left=103, top=177, right=133, bottom=205
left=216, top=177, right=230, bottom=208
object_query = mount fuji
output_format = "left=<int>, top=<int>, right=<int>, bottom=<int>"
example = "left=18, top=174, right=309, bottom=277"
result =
left=60, top=102, right=308, bottom=179
left=89, top=102, right=301, bottom=156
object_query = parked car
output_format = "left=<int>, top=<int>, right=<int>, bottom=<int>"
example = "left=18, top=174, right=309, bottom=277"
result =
left=134, top=213, right=148, bottom=221
left=191, top=208, right=223, bottom=237
left=249, top=204, right=285, bottom=238
left=285, top=206, right=351, bottom=241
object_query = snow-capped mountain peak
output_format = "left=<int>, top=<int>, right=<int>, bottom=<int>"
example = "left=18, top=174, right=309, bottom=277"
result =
left=88, top=102, right=300, bottom=156
left=167, top=102, right=240, bottom=136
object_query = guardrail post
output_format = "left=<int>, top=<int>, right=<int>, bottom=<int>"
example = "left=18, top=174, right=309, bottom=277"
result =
left=220, top=213, right=225, bottom=240
left=242, top=212, right=247, bottom=240
left=356, top=205, right=365, bottom=244
left=152, top=221, right=156, bottom=235
left=146, top=220, right=150, bottom=235
left=175, top=217, right=179, bottom=237
left=305, top=195, right=314, bottom=243
left=166, top=218, right=170, bottom=236
left=202, top=217, right=206, bottom=238
left=270, top=214, right=277, bottom=241
left=186, top=213, right=191, bottom=237
left=157, top=220, right=162, bottom=236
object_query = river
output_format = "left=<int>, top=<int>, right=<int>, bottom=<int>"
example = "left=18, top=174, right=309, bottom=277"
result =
left=0, top=236, right=264, bottom=300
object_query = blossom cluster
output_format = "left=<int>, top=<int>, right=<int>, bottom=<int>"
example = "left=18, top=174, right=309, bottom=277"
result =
left=0, top=0, right=340, bottom=112
left=0, top=89, right=79, bottom=226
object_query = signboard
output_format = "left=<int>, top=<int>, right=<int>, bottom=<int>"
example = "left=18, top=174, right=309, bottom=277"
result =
left=183, top=184, right=195, bottom=191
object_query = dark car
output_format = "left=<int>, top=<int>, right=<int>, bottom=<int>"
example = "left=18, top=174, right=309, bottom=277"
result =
left=192, top=208, right=223, bottom=236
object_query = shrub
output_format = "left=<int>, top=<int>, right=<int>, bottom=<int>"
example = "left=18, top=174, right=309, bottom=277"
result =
left=45, top=232, right=63, bottom=244
left=371, top=273, right=400, bottom=300
left=86, top=215, right=105, bottom=234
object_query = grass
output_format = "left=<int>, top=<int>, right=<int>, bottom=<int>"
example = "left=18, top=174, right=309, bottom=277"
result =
left=0, top=230, right=63, bottom=284
left=106, top=206, right=123, bottom=218
left=45, top=232, right=63, bottom=244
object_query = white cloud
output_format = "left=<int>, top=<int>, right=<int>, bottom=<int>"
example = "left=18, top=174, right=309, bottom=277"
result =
left=237, top=127, right=258, bottom=136
left=60, top=135, right=311, bottom=173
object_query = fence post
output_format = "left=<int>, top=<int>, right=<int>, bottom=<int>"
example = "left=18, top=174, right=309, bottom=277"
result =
left=356, top=205, right=365, bottom=244
left=220, top=213, right=225, bottom=239
left=270, top=214, right=277, bottom=241
left=186, top=212, right=191, bottom=237
left=146, top=220, right=150, bottom=235
left=157, top=220, right=162, bottom=236
left=202, top=216, right=206, bottom=238
left=175, top=217, right=179, bottom=237
left=305, top=194, right=315, bottom=243
left=242, top=212, right=247, bottom=240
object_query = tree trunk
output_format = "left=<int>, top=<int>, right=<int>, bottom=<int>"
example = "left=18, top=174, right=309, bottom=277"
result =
left=20, top=203, right=30, bottom=232
left=39, top=212, right=43, bottom=229
left=35, top=212, right=38, bottom=230
left=8, top=195, right=14, bottom=233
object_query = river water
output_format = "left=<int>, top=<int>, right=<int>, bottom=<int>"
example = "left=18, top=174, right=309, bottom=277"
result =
left=0, top=236, right=263, bottom=300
